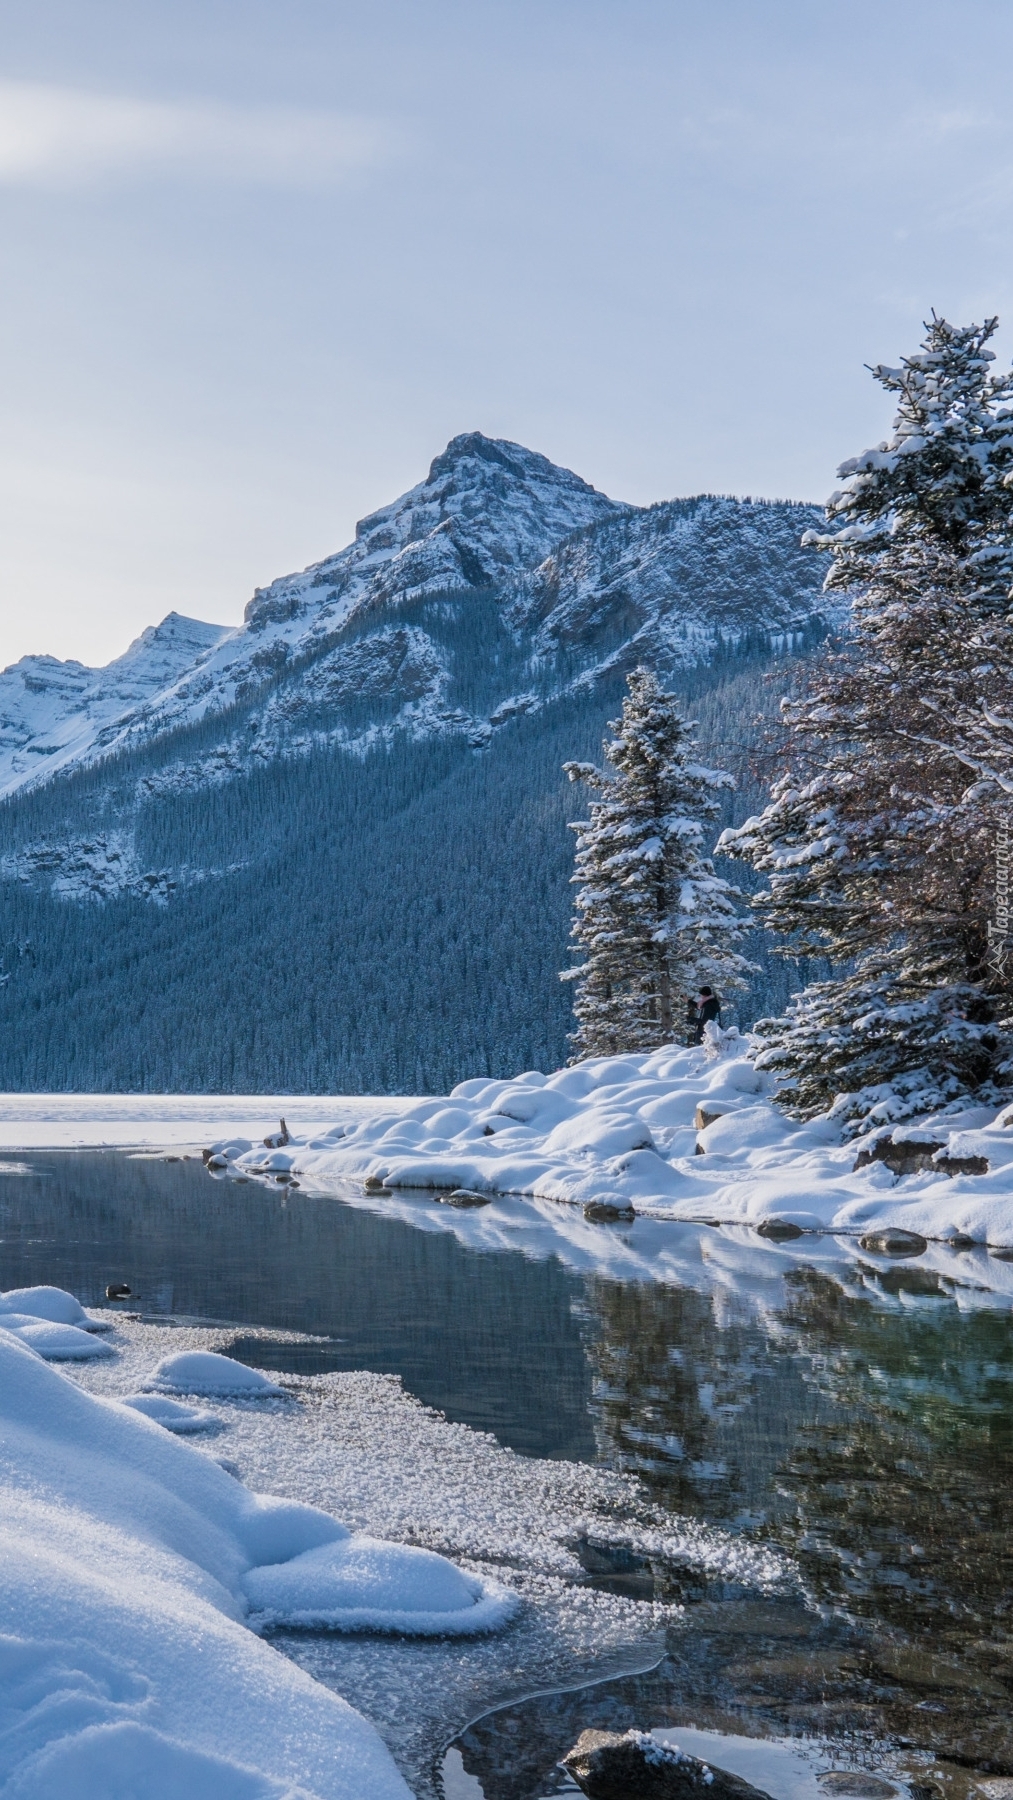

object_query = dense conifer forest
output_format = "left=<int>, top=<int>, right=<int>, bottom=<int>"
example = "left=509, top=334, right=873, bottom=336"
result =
left=0, top=646, right=812, bottom=1092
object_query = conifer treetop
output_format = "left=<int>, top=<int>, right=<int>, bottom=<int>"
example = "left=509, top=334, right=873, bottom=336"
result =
left=804, top=314, right=1013, bottom=607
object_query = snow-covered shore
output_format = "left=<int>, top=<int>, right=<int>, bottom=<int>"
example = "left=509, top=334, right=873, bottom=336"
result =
left=0, top=1321, right=416, bottom=1798
left=213, top=1044, right=1013, bottom=1251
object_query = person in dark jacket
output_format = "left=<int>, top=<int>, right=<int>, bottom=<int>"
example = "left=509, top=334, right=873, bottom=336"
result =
left=691, top=986, right=721, bottom=1045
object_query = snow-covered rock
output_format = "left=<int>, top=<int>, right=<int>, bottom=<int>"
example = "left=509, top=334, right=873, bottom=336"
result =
left=243, top=1534, right=516, bottom=1634
left=120, top=1392, right=220, bottom=1433
left=146, top=1349, right=286, bottom=1397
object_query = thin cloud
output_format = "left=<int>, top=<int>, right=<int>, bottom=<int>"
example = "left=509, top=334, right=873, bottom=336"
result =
left=0, top=80, right=400, bottom=187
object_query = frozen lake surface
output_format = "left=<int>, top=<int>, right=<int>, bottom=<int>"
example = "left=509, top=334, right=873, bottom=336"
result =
left=1, top=1149, right=1011, bottom=1798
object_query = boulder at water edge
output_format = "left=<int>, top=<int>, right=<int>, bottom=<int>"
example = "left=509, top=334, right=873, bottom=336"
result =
left=561, top=1730, right=775, bottom=1800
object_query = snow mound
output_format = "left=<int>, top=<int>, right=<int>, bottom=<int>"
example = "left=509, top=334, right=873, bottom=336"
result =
left=0, top=1283, right=101, bottom=1327
left=120, top=1392, right=220, bottom=1433
left=0, top=1318, right=520, bottom=1795
left=243, top=1535, right=518, bottom=1635
left=0, top=1314, right=117, bottom=1359
left=0, top=1717, right=306, bottom=1800
left=225, top=1045, right=1013, bottom=1253
left=147, top=1350, right=286, bottom=1396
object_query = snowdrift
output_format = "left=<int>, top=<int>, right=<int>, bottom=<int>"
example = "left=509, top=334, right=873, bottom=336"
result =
left=221, top=1043, right=1013, bottom=1250
left=0, top=1315, right=517, bottom=1798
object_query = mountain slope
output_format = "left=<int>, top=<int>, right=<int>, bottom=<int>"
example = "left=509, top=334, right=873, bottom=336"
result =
left=0, top=435, right=623, bottom=799
left=0, top=433, right=832, bottom=1090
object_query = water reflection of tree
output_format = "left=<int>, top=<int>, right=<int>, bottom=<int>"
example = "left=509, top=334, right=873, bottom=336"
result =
left=583, top=1267, right=1013, bottom=1765
left=778, top=1270, right=1013, bottom=1650
left=583, top=1277, right=814, bottom=1521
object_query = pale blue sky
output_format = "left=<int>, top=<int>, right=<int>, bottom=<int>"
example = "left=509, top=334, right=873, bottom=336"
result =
left=3, top=0, right=1013, bottom=665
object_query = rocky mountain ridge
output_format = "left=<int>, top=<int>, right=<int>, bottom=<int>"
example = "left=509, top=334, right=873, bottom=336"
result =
left=0, top=434, right=829, bottom=813
left=0, top=612, right=230, bottom=802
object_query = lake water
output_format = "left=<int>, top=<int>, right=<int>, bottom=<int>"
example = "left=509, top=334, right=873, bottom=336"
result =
left=2, top=1149, right=1011, bottom=1797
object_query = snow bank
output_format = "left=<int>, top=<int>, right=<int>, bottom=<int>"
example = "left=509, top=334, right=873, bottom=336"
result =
left=0, top=1313, right=116, bottom=1358
left=0, top=1323, right=518, bottom=1797
left=223, top=1044, right=1013, bottom=1252
left=0, top=1286, right=116, bottom=1358
left=65, top=1314, right=796, bottom=1790
left=0, top=1283, right=101, bottom=1326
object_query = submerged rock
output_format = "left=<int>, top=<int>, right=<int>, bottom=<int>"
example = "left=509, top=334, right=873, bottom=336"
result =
left=756, top=1219, right=804, bottom=1241
left=819, top=1777, right=896, bottom=1799
left=561, top=1729, right=774, bottom=1800
left=858, top=1228, right=928, bottom=1258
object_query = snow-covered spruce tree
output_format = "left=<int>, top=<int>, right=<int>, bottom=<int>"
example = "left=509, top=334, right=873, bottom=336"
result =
left=562, top=668, right=752, bottom=1059
left=720, top=315, right=1013, bottom=1125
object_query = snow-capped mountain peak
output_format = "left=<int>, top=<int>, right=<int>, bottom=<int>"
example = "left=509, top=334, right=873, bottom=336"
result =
left=0, top=436, right=830, bottom=807
left=243, top=431, right=625, bottom=632
left=0, top=612, right=231, bottom=798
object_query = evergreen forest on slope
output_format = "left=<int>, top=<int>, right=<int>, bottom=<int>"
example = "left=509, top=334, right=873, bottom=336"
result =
left=0, top=647, right=817, bottom=1092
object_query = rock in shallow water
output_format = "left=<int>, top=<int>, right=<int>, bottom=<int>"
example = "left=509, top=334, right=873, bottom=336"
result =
left=439, top=1189, right=491, bottom=1208
left=561, top=1729, right=775, bottom=1800
left=858, top=1228, right=928, bottom=1258
left=583, top=1201, right=636, bottom=1224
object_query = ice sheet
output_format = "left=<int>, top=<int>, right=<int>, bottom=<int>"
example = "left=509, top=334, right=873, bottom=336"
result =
left=0, top=1093, right=417, bottom=1149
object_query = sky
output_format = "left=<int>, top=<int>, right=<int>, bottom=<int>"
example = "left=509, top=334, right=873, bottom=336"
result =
left=3, top=0, right=1013, bottom=667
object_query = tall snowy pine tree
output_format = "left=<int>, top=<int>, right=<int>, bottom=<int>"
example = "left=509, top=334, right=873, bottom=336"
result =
left=562, top=667, right=751, bottom=1059
left=721, top=315, right=1013, bottom=1124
